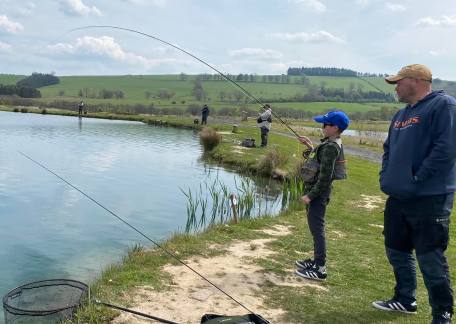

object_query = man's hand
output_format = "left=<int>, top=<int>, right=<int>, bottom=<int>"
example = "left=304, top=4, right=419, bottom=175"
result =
left=300, top=195, right=311, bottom=205
left=298, top=136, right=313, bottom=149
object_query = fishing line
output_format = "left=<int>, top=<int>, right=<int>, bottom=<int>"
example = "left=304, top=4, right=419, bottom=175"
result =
left=17, top=150, right=259, bottom=317
left=59, top=25, right=302, bottom=139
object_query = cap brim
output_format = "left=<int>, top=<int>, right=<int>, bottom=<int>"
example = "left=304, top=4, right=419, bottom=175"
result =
left=313, top=115, right=328, bottom=123
left=385, top=75, right=403, bottom=84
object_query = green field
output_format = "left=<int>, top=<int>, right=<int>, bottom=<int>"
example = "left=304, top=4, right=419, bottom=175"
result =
left=0, top=73, right=401, bottom=115
left=0, top=74, right=25, bottom=85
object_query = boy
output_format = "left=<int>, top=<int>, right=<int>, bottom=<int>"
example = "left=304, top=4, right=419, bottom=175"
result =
left=295, top=110, right=350, bottom=281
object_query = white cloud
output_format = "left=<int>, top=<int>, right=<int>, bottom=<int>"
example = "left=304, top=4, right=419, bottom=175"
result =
left=18, top=2, right=36, bottom=16
left=58, top=0, right=102, bottom=17
left=229, top=48, right=283, bottom=60
left=292, top=0, right=326, bottom=13
left=355, top=0, right=370, bottom=7
left=47, top=36, right=183, bottom=68
left=121, top=0, right=166, bottom=6
left=0, top=41, right=12, bottom=51
left=385, top=3, right=406, bottom=12
left=417, top=15, right=456, bottom=27
left=429, top=50, right=440, bottom=56
left=271, top=31, right=345, bottom=44
left=0, top=15, right=24, bottom=33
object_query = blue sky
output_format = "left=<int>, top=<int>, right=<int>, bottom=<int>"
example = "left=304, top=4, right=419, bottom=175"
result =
left=0, top=0, right=455, bottom=79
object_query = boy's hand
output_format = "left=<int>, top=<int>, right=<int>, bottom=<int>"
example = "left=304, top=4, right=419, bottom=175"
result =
left=298, top=136, right=313, bottom=149
left=300, top=195, right=311, bottom=205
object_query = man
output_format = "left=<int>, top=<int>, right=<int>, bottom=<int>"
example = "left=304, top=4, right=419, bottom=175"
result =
left=258, top=104, right=272, bottom=147
left=201, top=104, right=209, bottom=125
left=373, top=64, right=456, bottom=324
left=78, top=101, right=84, bottom=116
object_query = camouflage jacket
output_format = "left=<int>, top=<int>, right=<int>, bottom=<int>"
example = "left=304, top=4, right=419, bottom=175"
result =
left=305, top=138, right=340, bottom=200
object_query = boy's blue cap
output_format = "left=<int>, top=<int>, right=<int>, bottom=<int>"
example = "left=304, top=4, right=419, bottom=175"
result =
left=313, top=111, right=350, bottom=131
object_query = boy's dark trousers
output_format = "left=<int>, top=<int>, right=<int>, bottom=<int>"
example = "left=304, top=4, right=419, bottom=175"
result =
left=306, top=188, right=331, bottom=266
left=384, top=193, right=454, bottom=316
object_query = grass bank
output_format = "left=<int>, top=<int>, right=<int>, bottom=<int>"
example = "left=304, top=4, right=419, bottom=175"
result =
left=72, top=154, right=455, bottom=323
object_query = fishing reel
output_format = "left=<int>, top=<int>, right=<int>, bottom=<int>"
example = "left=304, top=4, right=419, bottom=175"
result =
left=302, top=148, right=312, bottom=159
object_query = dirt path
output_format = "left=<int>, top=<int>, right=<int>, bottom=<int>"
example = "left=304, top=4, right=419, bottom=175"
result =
left=111, top=225, right=323, bottom=324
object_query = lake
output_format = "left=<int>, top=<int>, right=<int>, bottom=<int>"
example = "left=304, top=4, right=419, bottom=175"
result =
left=0, top=111, right=282, bottom=319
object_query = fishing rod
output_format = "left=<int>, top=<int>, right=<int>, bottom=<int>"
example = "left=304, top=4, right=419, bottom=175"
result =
left=61, top=25, right=302, bottom=139
left=93, top=299, right=179, bottom=324
left=17, top=150, right=266, bottom=321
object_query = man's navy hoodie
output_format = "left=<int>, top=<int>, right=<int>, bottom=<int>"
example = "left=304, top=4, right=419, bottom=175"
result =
left=380, top=90, right=456, bottom=199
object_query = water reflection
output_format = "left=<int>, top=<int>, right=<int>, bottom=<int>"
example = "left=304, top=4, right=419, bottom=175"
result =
left=0, top=111, right=283, bottom=319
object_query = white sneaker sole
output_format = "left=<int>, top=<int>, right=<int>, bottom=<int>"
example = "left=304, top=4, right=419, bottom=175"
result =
left=294, top=269, right=326, bottom=281
left=372, top=301, right=417, bottom=314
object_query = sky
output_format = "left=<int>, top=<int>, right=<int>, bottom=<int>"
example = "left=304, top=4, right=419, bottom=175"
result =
left=0, top=0, right=455, bottom=79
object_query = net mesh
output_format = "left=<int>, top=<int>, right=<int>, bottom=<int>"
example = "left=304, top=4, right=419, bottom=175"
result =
left=3, top=279, right=88, bottom=323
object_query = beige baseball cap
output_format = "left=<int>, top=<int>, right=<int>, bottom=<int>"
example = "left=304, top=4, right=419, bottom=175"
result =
left=385, top=64, right=432, bottom=84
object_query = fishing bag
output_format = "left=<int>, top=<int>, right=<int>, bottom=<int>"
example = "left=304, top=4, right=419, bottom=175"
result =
left=201, top=313, right=270, bottom=324
left=241, top=138, right=256, bottom=148
left=300, top=138, right=347, bottom=184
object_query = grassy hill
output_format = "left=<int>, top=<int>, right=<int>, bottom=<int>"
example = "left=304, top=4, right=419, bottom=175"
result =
left=18, top=74, right=396, bottom=113
left=0, top=73, right=402, bottom=115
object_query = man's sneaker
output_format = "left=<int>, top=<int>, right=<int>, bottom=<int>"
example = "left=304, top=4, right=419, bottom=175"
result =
left=295, top=265, right=327, bottom=281
left=372, top=299, right=417, bottom=314
left=295, top=258, right=314, bottom=269
left=432, top=311, right=452, bottom=324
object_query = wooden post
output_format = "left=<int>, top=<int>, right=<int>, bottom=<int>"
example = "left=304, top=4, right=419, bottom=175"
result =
left=229, top=194, right=238, bottom=224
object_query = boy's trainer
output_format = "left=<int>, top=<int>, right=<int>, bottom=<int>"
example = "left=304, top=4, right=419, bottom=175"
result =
left=372, top=299, right=417, bottom=314
left=295, top=265, right=327, bottom=281
left=295, top=258, right=314, bottom=269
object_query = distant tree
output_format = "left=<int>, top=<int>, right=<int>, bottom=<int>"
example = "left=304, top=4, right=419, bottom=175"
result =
left=17, top=72, right=60, bottom=88
left=78, top=89, right=83, bottom=97
left=114, top=90, right=124, bottom=99
left=186, top=104, right=200, bottom=116
left=192, top=77, right=206, bottom=101
left=218, top=90, right=226, bottom=102
left=145, top=91, right=152, bottom=99
left=58, top=90, right=65, bottom=96
left=179, top=73, right=187, bottom=81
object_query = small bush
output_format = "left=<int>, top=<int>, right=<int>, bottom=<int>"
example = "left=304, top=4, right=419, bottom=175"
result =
left=20, top=108, right=28, bottom=113
left=257, top=147, right=289, bottom=176
left=199, top=127, right=221, bottom=151
left=13, top=108, right=19, bottom=112
left=41, top=108, right=47, bottom=114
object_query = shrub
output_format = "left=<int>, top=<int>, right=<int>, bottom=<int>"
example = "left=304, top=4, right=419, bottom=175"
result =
left=199, top=127, right=221, bottom=151
left=20, top=108, right=28, bottom=113
left=257, top=147, right=289, bottom=176
left=41, top=109, right=47, bottom=114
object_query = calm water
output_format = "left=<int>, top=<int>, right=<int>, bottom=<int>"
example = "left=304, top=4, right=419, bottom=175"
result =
left=0, top=111, right=281, bottom=317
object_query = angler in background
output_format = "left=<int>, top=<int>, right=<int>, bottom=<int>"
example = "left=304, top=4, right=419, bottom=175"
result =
left=78, top=100, right=84, bottom=116
left=257, top=104, right=272, bottom=147
left=201, top=104, right=210, bottom=125
left=295, top=110, right=349, bottom=281
left=372, top=64, right=456, bottom=324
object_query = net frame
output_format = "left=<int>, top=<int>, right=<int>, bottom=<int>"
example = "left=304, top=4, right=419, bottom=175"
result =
left=3, top=279, right=88, bottom=320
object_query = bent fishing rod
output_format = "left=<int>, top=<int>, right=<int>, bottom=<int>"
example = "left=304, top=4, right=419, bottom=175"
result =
left=62, top=25, right=301, bottom=139
left=17, top=150, right=265, bottom=320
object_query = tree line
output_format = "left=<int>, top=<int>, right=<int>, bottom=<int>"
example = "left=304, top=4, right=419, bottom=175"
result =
left=287, top=67, right=387, bottom=78
left=16, top=72, right=60, bottom=88
left=0, top=84, right=41, bottom=98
